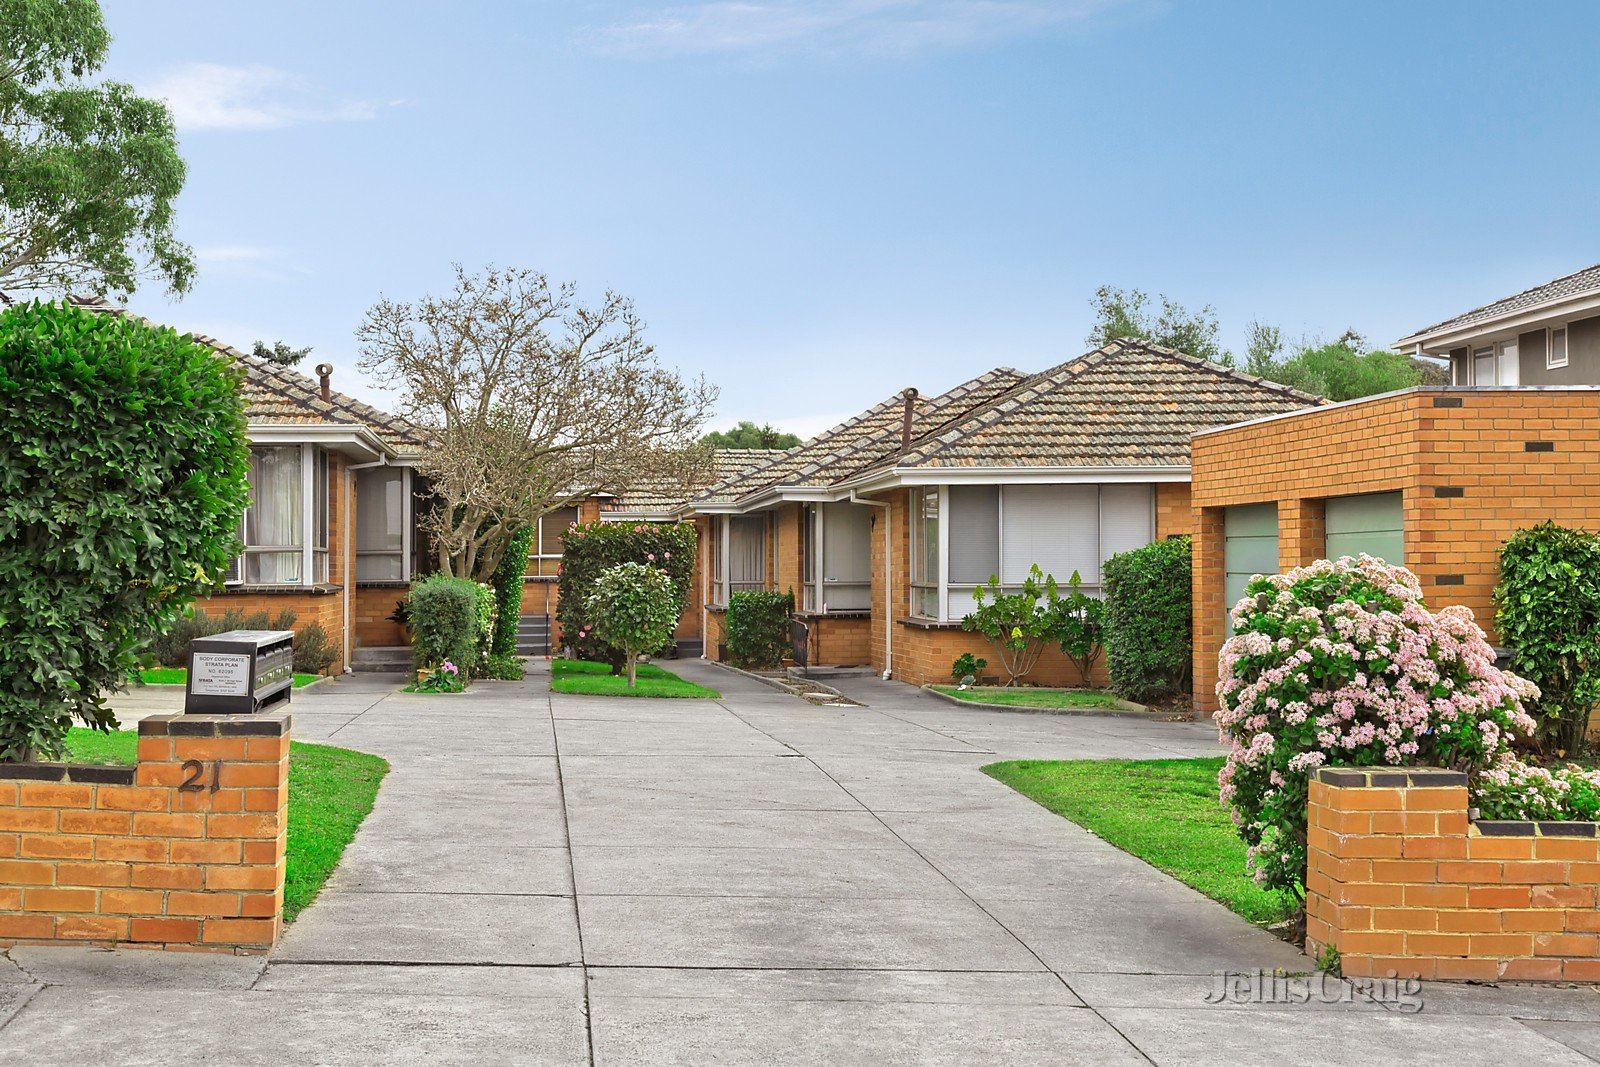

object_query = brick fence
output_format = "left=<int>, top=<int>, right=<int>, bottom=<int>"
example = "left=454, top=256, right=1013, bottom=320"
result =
left=1305, top=766, right=1600, bottom=982
left=0, top=712, right=291, bottom=954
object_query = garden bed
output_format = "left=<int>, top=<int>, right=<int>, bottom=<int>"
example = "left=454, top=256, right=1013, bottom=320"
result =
left=550, top=659, right=720, bottom=699
left=983, top=756, right=1297, bottom=930
left=926, top=685, right=1154, bottom=716
left=63, top=728, right=387, bottom=922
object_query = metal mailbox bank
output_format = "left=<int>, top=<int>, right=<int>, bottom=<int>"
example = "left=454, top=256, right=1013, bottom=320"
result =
left=184, top=629, right=296, bottom=714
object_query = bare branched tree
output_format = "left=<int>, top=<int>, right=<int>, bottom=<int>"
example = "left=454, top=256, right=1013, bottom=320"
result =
left=356, top=265, right=717, bottom=580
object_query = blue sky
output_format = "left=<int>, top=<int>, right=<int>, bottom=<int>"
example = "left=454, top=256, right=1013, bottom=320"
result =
left=104, top=0, right=1600, bottom=436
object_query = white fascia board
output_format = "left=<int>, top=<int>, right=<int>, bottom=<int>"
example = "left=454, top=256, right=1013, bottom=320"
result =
left=247, top=423, right=386, bottom=462
left=1394, top=292, right=1600, bottom=353
left=837, top=465, right=1191, bottom=493
left=735, top=485, right=842, bottom=510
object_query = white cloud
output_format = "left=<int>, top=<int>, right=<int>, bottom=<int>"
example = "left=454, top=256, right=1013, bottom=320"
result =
left=195, top=245, right=277, bottom=264
left=144, top=62, right=383, bottom=132
left=590, top=0, right=1126, bottom=58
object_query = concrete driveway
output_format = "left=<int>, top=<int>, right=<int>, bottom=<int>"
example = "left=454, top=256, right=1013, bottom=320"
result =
left=3, top=663, right=1599, bottom=1064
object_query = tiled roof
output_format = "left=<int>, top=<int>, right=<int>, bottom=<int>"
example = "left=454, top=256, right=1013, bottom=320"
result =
left=1402, top=263, right=1600, bottom=340
left=697, top=368, right=1028, bottom=506
left=875, top=340, right=1320, bottom=471
left=602, top=449, right=773, bottom=514
left=70, top=297, right=430, bottom=455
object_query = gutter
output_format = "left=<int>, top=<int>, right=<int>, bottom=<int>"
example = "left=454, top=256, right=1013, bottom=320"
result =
left=848, top=489, right=895, bottom=680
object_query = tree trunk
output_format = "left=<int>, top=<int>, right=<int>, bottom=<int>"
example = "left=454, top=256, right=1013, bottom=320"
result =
left=627, top=654, right=637, bottom=689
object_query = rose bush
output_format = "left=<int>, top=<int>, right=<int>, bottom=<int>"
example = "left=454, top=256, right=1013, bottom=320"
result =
left=1215, top=555, right=1538, bottom=897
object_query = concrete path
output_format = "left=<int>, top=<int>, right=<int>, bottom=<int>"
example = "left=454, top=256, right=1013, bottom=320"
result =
left=4, top=663, right=1599, bottom=1064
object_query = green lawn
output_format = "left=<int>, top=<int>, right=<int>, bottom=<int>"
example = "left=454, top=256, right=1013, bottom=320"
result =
left=983, top=757, right=1296, bottom=927
left=138, top=666, right=321, bottom=688
left=550, top=658, right=721, bottom=699
left=63, top=728, right=387, bottom=922
left=933, top=686, right=1123, bottom=709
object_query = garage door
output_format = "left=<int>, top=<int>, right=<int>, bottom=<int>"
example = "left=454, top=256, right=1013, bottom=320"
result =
left=1325, top=492, right=1403, bottom=565
left=1224, top=503, right=1279, bottom=631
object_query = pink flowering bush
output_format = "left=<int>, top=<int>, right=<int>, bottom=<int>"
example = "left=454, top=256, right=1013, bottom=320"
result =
left=1477, top=758, right=1600, bottom=821
left=1215, top=555, right=1538, bottom=896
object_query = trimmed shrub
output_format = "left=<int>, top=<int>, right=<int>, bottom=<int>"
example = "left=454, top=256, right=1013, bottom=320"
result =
left=587, top=562, right=681, bottom=687
left=1495, top=521, right=1600, bottom=756
left=1216, top=556, right=1538, bottom=898
left=1103, top=536, right=1192, bottom=702
left=292, top=622, right=342, bottom=676
left=484, top=652, right=526, bottom=680
left=490, top=524, right=535, bottom=658
left=726, top=589, right=795, bottom=669
left=558, top=520, right=695, bottom=671
left=0, top=300, right=250, bottom=760
left=961, top=565, right=1059, bottom=686
left=409, top=574, right=482, bottom=677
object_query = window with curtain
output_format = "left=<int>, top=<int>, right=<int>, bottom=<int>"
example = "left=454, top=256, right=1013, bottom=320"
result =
left=244, top=446, right=303, bottom=583
left=536, top=506, right=580, bottom=557
left=728, top=515, right=766, bottom=596
left=909, top=487, right=940, bottom=617
left=312, top=449, right=329, bottom=582
left=710, top=516, right=725, bottom=606
left=356, top=467, right=406, bottom=581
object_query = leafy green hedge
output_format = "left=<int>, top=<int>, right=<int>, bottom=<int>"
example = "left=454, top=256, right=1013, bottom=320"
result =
left=0, top=301, right=250, bottom=760
left=727, top=589, right=795, bottom=669
left=1103, top=536, right=1192, bottom=703
left=410, top=575, right=490, bottom=677
left=1496, top=521, right=1600, bottom=754
left=557, top=521, right=695, bottom=671
left=490, top=525, right=535, bottom=658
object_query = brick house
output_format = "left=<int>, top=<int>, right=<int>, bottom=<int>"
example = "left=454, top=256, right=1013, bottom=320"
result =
left=1190, top=265, right=1600, bottom=714
left=513, top=449, right=771, bottom=657
left=691, top=340, right=1316, bottom=685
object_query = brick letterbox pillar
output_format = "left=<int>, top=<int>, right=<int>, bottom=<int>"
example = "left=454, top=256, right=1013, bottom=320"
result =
left=1306, top=766, right=1600, bottom=982
left=0, top=711, right=291, bottom=953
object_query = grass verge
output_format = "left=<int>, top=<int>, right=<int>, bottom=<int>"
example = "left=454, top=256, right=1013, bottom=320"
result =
left=63, top=728, right=387, bottom=922
left=550, top=658, right=720, bottom=699
left=982, top=756, right=1296, bottom=927
left=138, top=667, right=321, bottom=688
left=932, top=686, right=1122, bottom=709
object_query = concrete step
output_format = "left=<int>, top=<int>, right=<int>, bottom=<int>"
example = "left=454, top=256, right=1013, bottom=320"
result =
left=351, top=646, right=413, bottom=673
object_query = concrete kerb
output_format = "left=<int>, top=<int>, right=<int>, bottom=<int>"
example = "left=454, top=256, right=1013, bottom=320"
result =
left=919, top=685, right=1165, bottom=719
left=700, top=660, right=855, bottom=705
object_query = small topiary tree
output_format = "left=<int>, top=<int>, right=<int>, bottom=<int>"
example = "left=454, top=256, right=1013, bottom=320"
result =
left=0, top=300, right=250, bottom=760
left=408, top=574, right=483, bottom=680
left=961, top=565, right=1059, bottom=687
left=557, top=520, right=694, bottom=672
left=1216, top=556, right=1538, bottom=905
left=587, top=561, right=679, bottom=687
left=1047, top=569, right=1105, bottom=687
left=726, top=589, right=795, bottom=669
left=1495, top=521, right=1600, bottom=757
left=1102, top=536, right=1192, bottom=702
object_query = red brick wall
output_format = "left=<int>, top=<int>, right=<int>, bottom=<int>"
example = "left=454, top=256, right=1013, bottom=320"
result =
left=1191, top=388, right=1600, bottom=712
left=0, top=713, right=290, bottom=954
left=1306, top=767, right=1600, bottom=982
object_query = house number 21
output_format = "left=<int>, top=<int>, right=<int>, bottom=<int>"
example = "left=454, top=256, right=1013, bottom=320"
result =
left=178, top=759, right=222, bottom=794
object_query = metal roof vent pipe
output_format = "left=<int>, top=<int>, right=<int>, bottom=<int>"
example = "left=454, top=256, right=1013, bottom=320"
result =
left=899, top=387, right=919, bottom=453
left=316, top=362, right=334, bottom=402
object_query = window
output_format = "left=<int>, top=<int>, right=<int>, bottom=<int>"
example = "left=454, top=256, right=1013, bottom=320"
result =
left=1470, top=340, right=1519, bottom=385
left=532, top=506, right=580, bottom=559
left=356, top=467, right=410, bottom=581
left=728, top=515, right=766, bottom=597
left=915, top=483, right=1156, bottom=621
left=909, top=487, right=940, bottom=617
left=709, top=514, right=767, bottom=606
left=801, top=505, right=817, bottom=610
left=236, top=445, right=330, bottom=585
left=1549, top=326, right=1569, bottom=369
